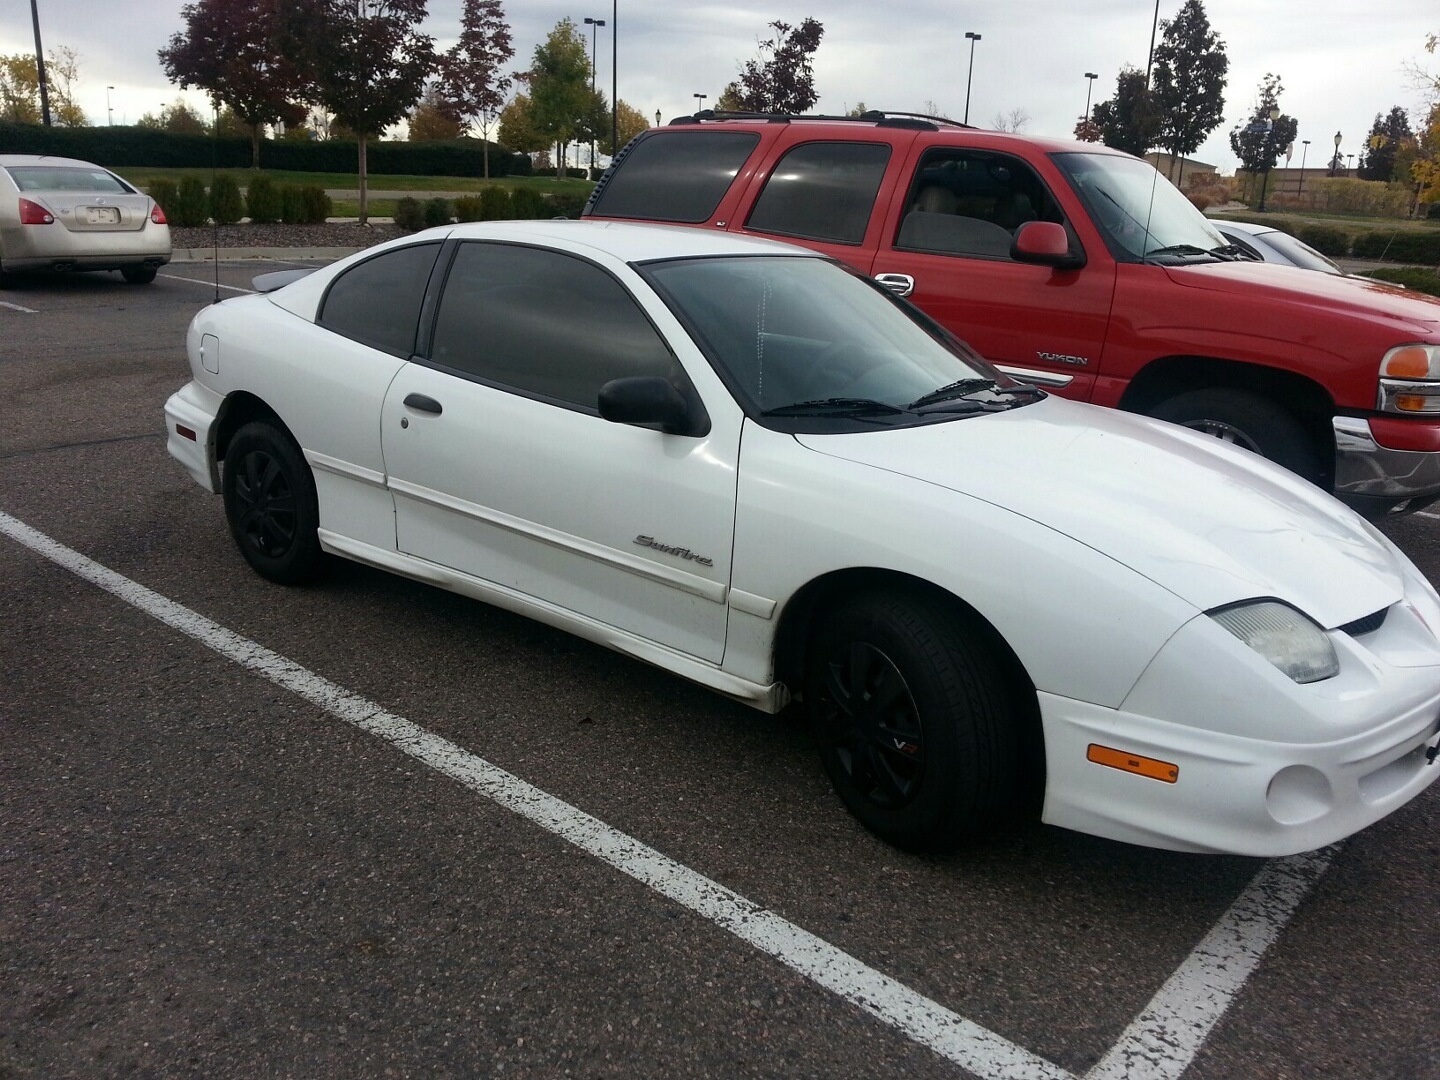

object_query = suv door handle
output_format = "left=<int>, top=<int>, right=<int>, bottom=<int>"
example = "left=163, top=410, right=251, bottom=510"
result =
left=874, top=273, right=914, bottom=298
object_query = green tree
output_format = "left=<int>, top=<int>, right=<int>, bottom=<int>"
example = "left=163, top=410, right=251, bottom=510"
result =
left=526, top=19, right=592, bottom=178
left=438, top=0, right=514, bottom=178
left=1090, top=68, right=1160, bottom=156
left=613, top=100, right=650, bottom=149
left=159, top=0, right=308, bottom=167
left=1228, top=73, right=1299, bottom=183
left=497, top=91, right=545, bottom=158
left=722, top=18, right=824, bottom=114
left=1150, top=0, right=1228, bottom=185
left=1359, top=106, right=1414, bottom=182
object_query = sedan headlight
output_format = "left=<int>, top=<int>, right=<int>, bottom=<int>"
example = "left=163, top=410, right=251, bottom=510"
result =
left=1210, top=600, right=1339, bottom=684
left=1378, top=344, right=1440, bottom=415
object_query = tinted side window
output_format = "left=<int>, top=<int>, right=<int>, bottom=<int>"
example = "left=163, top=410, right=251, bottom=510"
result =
left=319, top=242, right=441, bottom=357
left=746, top=142, right=890, bottom=245
left=895, top=149, right=1063, bottom=260
left=589, top=131, right=759, bottom=222
left=429, top=242, right=676, bottom=410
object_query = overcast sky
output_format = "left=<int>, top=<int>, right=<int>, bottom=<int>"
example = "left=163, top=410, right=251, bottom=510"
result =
left=4, top=1, right=1436, bottom=173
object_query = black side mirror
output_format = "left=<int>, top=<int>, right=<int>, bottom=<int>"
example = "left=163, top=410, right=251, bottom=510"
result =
left=598, top=376, right=709, bottom=437
left=1011, top=221, right=1086, bottom=270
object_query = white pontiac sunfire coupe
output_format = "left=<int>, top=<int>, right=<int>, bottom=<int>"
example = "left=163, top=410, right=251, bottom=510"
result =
left=164, top=220, right=1440, bottom=856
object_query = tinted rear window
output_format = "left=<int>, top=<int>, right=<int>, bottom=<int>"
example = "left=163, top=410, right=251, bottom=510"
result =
left=589, top=131, right=759, bottom=223
left=6, top=166, right=131, bottom=193
left=746, top=142, right=890, bottom=245
left=319, top=242, right=441, bottom=357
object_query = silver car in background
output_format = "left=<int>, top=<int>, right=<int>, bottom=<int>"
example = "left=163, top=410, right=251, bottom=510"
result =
left=0, top=154, right=171, bottom=286
left=1212, top=219, right=1344, bottom=275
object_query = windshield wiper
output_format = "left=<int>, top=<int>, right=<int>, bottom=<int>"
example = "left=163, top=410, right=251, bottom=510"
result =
left=761, top=397, right=908, bottom=418
left=1144, top=243, right=1219, bottom=261
left=907, top=378, right=1001, bottom=409
left=1211, top=243, right=1258, bottom=262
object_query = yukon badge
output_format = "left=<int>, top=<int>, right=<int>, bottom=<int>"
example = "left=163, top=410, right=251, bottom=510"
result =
left=634, top=535, right=714, bottom=567
left=1036, top=350, right=1090, bottom=367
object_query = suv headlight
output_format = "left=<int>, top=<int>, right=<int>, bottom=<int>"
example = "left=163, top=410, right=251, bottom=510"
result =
left=1210, top=600, right=1339, bottom=684
left=1378, top=344, right=1440, bottom=415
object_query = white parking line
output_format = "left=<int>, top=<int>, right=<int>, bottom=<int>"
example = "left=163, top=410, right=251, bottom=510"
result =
left=0, top=508, right=1335, bottom=1080
left=1417, top=510, right=1440, bottom=522
left=157, top=272, right=254, bottom=293
left=0, top=299, right=38, bottom=313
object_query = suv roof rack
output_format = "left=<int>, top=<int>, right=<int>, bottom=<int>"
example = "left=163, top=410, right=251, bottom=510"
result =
left=666, top=109, right=969, bottom=132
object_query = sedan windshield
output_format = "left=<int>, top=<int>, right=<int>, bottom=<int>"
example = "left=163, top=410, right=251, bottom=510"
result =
left=1053, top=152, right=1226, bottom=262
left=642, top=255, right=1027, bottom=427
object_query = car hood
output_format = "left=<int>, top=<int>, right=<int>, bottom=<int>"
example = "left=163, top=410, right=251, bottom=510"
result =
left=795, top=396, right=1402, bottom=628
left=1163, top=261, right=1440, bottom=332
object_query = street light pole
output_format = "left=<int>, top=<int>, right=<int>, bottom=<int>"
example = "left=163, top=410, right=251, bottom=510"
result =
left=693, top=92, right=706, bottom=114
left=583, top=17, right=605, bottom=172
left=29, top=0, right=51, bottom=126
left=1298, top=139, right=1310, bottom=197
left=1330, top=131, right=1342, bottom=177
left=107, top=85, right=114, bottom=127
left=610, top=0, right=617, bottom=156
left=1083, top=72, right=1097, bottom=121
left=963, top=32, right=981, bottom=125
left=1257, top=106, right=1280, bottom=212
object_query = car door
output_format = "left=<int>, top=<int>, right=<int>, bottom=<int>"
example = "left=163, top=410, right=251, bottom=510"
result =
left=380, top=240, right=740, bottom=663
left=869, top=141, right=1115, bottom=400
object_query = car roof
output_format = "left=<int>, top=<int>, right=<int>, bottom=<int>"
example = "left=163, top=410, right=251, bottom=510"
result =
left=1213, top=220, right=1276, bottom=238
left=438, top=219, right=822, bottom=263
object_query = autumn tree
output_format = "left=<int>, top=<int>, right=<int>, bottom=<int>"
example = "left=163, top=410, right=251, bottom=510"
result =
left=1, top=49, right=86, bottom=127
left=1359, top=106, right=1413, bottom=182
left=408, top=82, right=463, bottom=140
left=438, top=0, right=514, bottom=178
left=613, top=100, right=650, bottom=148
left=1090, top=68, right=1160, bottom=156
left=1228, top=73, right=1299, bottom=184
left=1412, top=103, right=1440, bottom=209
left=160, top=0, right=307, bottom=167
left=278, top=0, right=435, bottom=222
left=722, top=18, right=824, bottom=113
left=1150, top=0, right=1228, bottom=184
left=525, top=19, right=592, bottom=178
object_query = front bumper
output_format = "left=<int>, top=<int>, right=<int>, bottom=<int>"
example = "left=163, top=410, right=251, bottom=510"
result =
left=1333, top=416, right=1440, bottom=515
left=164, top=381, right=222, bottom=493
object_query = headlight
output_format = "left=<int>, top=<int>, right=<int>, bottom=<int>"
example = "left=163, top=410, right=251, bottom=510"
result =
left=1378, top=344, right=1440, bottom=415
left=1210, top=600, right=1339, bottom=684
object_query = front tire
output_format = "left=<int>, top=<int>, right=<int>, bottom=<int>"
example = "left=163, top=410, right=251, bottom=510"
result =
left=805, top=591, right=1023, bottom=851
left=1151, top=388, right=1321, bottom=482
left=222, top=421, right=325, bottom=585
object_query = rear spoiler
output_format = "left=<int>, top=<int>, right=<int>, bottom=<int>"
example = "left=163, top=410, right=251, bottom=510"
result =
left=251, top=267, right=318, bottom=293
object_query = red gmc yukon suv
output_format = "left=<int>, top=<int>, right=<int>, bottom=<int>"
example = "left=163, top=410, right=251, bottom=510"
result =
left=584, top=111, right=1440, bottom=516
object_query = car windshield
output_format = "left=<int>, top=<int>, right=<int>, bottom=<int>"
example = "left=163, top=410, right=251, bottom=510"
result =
left=642, top=255, right=1022, bottom=427
left=1257, top=230, right=1344, bottom=274
left=6, top=166, right=132, bottom=194
left=1053, top=152, right=1225, bottom=261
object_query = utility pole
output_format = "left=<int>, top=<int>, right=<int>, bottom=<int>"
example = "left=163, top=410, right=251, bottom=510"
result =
left=30, top=0, right=52, bottom=126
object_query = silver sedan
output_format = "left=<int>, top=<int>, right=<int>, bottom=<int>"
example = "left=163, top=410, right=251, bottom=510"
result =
left=0, top=154, right=171, bottom=286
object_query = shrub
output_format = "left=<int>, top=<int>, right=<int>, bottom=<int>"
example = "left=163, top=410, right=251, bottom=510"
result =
left=278, top=184, right=306, bottom=224
left=510, top=186, right=548, bottom=219
left=1426, top=202, right=1440, bottom=220
left=1294, top=224, right=1350, bottom=257
left=478, top=185, right=512, bottom=220
left=1371, top=231, right=1440, bottom=264
left=299, top=185, right=332, bottom=224
left=146, top=178, right=179, bottom=219
left=1187, top=194, right=1212, bottom=212
left=423, top=197, right=452, bottom=228
left=208, top=174, right=243, bottom=224
left=547, top=192, right=587, bottom=219
left=1358, top=267, right=1440, bottom=296
left=393, top=196, right=426, bottom=231
left=453, top=195, right=482, bottom=222
left=246, top=173, right=281, bottom=224
left=170, top=176, right=210, bottom=227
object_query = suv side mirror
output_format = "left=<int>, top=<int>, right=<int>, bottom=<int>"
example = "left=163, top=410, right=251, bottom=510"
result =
left=599, top=376, right=710, bottom=437
left=1011, top=221, right=1085, bottom=270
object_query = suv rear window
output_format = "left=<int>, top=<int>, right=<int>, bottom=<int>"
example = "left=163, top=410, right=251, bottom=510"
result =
left=589, top=131, right=759, bottom=223
left=745, top=141, right=890, bottom=245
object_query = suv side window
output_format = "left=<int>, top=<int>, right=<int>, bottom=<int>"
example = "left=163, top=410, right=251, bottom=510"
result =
left=895, top=149, right=1061, bottom=260
left=746, top=141, right=891, bottom=245
left=428, top=242, right=678, bottom=410
left=318, top=242, right=441, bottom=357
left=589, top=131, right=760, bottom=222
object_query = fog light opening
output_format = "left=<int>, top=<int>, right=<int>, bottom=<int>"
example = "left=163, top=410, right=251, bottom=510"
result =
left=1266, top=765, right=1332, bottom=825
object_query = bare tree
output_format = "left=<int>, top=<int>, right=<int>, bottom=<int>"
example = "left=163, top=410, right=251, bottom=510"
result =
left=991, top=107, right=1031, bottom=133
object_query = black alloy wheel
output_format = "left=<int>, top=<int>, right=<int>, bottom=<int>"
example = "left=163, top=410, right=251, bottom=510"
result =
left=222, top=421, right=325, bottom=585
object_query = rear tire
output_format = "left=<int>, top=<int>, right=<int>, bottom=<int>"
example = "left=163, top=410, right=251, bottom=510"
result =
left=1151, top=388, right=1321, bottom=482
left=805, top=591, right=1023, bottom=851
left=121, top=266, right=157, bottom=285
left=222, top=421, right=325, bottom=585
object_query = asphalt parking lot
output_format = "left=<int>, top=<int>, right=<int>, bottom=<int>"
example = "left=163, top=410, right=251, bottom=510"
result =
left=3, top=261, right=1440, bottom=1079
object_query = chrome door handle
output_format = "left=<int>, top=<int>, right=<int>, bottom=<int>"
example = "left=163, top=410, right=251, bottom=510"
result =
left=874, top=273, right=914, bottom=298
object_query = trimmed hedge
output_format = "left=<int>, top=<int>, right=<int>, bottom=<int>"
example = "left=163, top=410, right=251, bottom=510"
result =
left=146, top=178, right=179, bottom=219
left=423, top=197, right=452, bottom=228
left=0, top=121, right=530, bottom=178
left=1294, top=224, right=1350, bottom=257
left=173, top=176, right=210, bottom=227
left=209, top=175, right=244, bottom=224
left=1358, top=267, right=1440, bottom=295
left=393, top=197, right=425, bottom=232
left=246, top=173, right=281, bottom=224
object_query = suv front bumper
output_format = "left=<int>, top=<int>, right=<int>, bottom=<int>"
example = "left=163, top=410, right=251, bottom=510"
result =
left=1333, top=416, right=1440, bottom=516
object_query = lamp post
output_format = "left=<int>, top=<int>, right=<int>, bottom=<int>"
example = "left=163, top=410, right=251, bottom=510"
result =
left=655, top=109, right=661, bottom=127
left=693, top=92, right=706, bottom=114
left=963, top=32, right=981, bottom=125
left=107, top=85, right=114, bottom=126
left=1083, top=72, right=1097, bottom=122
left=1330, top=130, right=1342, bottom=177
left=29, top=0, right=51, bottom=126
left=583, top=17, right=605, bottom=171
left=1298, top=139, right=1310, bottom=197
left=610, top=0, right=617, bottom=156
left=1256, top=106, right=1280, bottom=212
